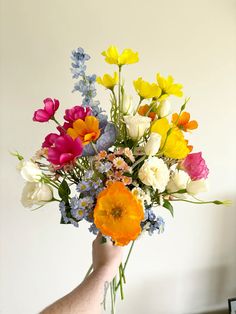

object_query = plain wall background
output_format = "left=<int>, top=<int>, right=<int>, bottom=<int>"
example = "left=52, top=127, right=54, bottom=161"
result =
left=0, top=0, right=236, bottom=313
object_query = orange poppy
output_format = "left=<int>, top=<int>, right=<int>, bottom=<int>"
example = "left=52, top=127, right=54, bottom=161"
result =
left=94, top=182, right=144, bottom=246
left=67, top=116, right=100, bottom=145
left=172, top=111, right=198, bottom=132
left=138, top=104, right=156, bottom=121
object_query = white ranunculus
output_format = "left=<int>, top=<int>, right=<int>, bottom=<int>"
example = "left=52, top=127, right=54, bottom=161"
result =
left=186, top=179, right=208, bottom=195
left=21, top=182, right=53, bottom=208
left=144, top=133, right=162, bottom=156
left=124, top=114, right=151, bottom=140
left=157, top=100, right=171, bottom=118
left=138, top=157, right=170, bottom=192
left=20, top=160, right=42, bottom=182
left=167, top=170, right=190, bottom=193
left=122, top=94, right=134, bottom=115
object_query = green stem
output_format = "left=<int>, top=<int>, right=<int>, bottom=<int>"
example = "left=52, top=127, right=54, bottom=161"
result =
left=118, top=66, right=122, bottom=128
left=119, top=265, right=124, bottom=300
left=131, top=155, right=146, bottom=170
left=84, top=264, right=93, bottom=280
left=115, top=241, right=135, bottom=291
left=135, top=96, right=144, bottom=113
left=110, top=282, right=116, bottom=314
left=172, top=198, right=224, bottom=205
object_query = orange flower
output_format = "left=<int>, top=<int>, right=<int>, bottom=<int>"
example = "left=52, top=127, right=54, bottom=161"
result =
left=138, top=104, right=156, bottom=121
left=67, top=116, right=100, bottom=145
left=94, top=182, right=144, bottom=246
left=172, top=111, right=198, bottom=132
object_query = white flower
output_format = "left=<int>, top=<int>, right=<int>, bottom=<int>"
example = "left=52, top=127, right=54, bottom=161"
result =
left=157, top=100, right=171, bottom=118
left=186, top=179, right=208, bottom=195
left=20, top=161, right=42, bottom=182
left=122, top=94, right=134, bottom=114
left=21, top=182, right=53, bottom=208
left=132, top=187, right=152, bottom=206
left=144, top=133, right=162, bottom=156
left=138, top=157, right=170, bottom=192
left=167, top=170, right=189, bottom=193
left=124, top=114, right=151, bottom=140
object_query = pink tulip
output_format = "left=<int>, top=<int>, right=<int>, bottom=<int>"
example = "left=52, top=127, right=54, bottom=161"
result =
left=182, top=152, right=209, bottom=181
left=64, top=105, right=91, bottom=124
left=47, top=134, right=83, bottom=167
left=33, top=98, right=60, bottom=122
left=42, top=133, right=60, bottom=148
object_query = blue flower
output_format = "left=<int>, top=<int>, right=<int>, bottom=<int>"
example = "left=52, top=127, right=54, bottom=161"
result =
left=147, top=216, right=165, bottom=235
left=77, top=180, right=91, bottom=193
left=78, top=196, right=94, bottom=209
left=71, top=207, right=86, bottom=220
left=88, top=223, right=99, bottom=235
left=59, top=201, right=69, bottom=223
left=97, top=162, right=112, bottom=173
left=84, top=170, right=95, bottom=179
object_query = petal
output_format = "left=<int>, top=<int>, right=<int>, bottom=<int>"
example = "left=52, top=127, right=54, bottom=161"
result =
left=33, top=109, right=50, bottom=122
left=186, top=120, right=198, bottom=130
left=179, top=112, right=190, bottom=125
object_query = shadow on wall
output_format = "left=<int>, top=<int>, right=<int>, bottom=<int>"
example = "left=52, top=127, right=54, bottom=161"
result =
left=120, top=194, right=236, bottom=314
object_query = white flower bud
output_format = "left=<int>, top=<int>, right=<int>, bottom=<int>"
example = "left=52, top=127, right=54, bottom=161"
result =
left=20, top=161, right=42, bottom=182
left=144, top=133, right=161, bottom=156
left=186, top=179, right=208, bottom=195
left=157, top=100, right=171, bottom=118
left=124, top=114, right=151, bottom=140
left=122, top=94, right=134, bottom=114
left=21, top=182, right=53, bottom=208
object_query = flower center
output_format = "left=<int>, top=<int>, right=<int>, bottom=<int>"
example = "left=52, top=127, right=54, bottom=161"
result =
left=111, top=207, right=122, bottom=219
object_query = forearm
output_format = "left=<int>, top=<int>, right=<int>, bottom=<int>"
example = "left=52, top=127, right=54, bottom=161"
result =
left=41, top=266, right=111, bottom=314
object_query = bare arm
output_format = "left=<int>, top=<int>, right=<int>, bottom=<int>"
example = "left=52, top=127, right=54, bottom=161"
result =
left=41, top=234, right=122, bottom=314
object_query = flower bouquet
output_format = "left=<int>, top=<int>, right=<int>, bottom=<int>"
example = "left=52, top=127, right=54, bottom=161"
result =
left=13, top=46, right=228, bottom=313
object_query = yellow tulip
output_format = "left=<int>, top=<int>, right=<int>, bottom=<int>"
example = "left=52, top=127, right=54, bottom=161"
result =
left=102, top=45, right=139, bottom=66
left=151, top=118, right=189, bottom=159
left=96, top=72, right=118, bottom=89
left=133, top=77, right=161, bottom=99
left=156, top=73, right=183, bottom=100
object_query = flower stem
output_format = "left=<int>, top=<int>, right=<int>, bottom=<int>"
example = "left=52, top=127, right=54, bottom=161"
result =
left=83, top=263, right=93, bottom=280
left=110, top=282, right=116, bottom=314
left=172, top=198, right=226, bottom=205
left=115, top=241, right=135, bottom=291
left=119, top=265, right=124, bottom=300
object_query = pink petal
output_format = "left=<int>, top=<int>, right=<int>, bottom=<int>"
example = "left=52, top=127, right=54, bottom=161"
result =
left=33, top=109, right=50, bottom=122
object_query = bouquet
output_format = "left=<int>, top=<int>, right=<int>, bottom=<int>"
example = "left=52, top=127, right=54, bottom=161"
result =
left=13, top=45, right=228, bottom=313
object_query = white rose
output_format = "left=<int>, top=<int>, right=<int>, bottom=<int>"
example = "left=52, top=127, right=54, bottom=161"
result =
left=157, top=100, right=171, bottom=118
left=124, top=114, right=151, bottom=140
left=144, top=133, right=161, bottom=156
left=167, top=170, right=189, bottom=193
left=186, top=179, right=208, bottom=195
left=122, top=94, right=134, bottom=114
left=21, top=182, right=53, bottom=208
left=20, top=161, right=42, bottom=182
left=138, top=157, right=170, bottom=192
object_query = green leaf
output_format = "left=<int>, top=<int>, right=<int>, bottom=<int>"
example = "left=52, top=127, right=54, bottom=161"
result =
left=163, top=200, right=174, bottom=217
left=101, top=236, right=107, bottom=244
left=58, top=179, right=71, bottom=202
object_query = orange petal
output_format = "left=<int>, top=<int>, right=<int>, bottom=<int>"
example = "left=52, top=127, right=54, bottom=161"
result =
left=178, top=112, right=190, bottom=125
left=186, top=120, right=198, bottom=130
left=172, top=113, right=179, bottom=124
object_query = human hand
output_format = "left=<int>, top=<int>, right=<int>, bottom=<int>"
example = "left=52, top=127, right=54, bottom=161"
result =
left=92, top=233, right=123, bottom=282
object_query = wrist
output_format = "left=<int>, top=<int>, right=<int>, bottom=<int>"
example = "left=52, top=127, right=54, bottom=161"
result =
left=92, top=265, right=115, bottom=282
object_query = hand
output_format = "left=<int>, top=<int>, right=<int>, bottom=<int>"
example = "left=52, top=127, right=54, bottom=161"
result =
left=92, top=233, right=123, bottom=282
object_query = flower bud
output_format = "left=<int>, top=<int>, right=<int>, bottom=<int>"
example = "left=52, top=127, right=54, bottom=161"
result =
left=157, top=100, right=171, bottom=118
left=144, top=133, right=161, bottom=156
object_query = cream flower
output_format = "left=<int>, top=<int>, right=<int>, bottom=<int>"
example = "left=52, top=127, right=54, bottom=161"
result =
left=124, top=114, right=151, bottom=140
left=122, top=94, right=134, bottom=115
left=157, top=99, right=171, bottom=118
left=132, top=187, right=152, bottom=206
left=167, top=169, right=189, bottom=193
left=144, top=133, right=162, bottom=156
left=20, top=160, right=42, bottom=182
left=186, top=179, right=208, bottom=195
left=21, top=182, right=53, bottom=208
left=138, top=157, right=170, bottom=192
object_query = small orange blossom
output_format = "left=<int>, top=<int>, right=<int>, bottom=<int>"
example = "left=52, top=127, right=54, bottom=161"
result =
left=172, top=111, right=198, bottom=132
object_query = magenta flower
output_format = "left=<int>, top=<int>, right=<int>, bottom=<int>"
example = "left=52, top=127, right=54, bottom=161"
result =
left=47, top=134, right=83, bottom=167
left=182, top=152, right=209, bottom=181
left=64, top=106, right=92, bottom=123
left=42, top=133, right=60, bottom=148
left=33, top=98, right=60, bottom=122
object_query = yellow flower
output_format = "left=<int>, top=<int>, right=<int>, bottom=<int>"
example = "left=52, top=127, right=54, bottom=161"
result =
left=133, top=77, right=161, bottom=99
left=94, top=181, right=144, bottom=246
left=96, top=72, right=118, bottom=89
left=151, top=118, right=189, bottom=159
left=67, top=116, right=101, bottom=145
left=102, top=45, right=139, bottom=66
left=156, top=73, right=183, bottom=100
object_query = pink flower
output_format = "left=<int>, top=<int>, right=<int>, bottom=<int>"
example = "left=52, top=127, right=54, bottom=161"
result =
left=182, top=152, right=209, bottom=181
left=42, top=133, right=60, bottom=148
left=47, top=134, right=83, bottom=167
left=33, top=98, right=60, bottom=122
left=64, top=106, right=92, bottom=123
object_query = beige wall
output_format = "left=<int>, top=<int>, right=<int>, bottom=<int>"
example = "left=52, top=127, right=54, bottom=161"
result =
left=1, top=0, right=236, bottom=313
